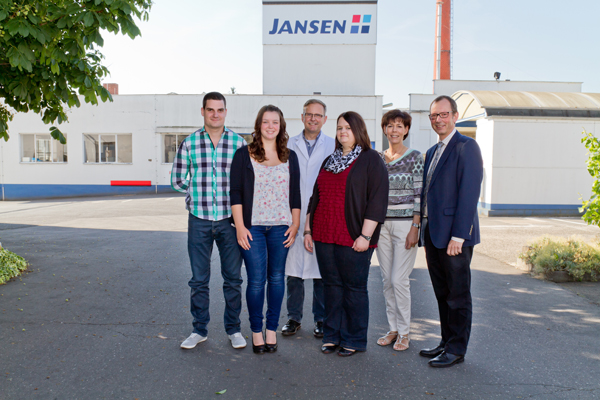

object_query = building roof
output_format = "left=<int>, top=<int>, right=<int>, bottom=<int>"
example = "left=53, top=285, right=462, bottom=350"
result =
left=452, top=91, right=600, bottom=121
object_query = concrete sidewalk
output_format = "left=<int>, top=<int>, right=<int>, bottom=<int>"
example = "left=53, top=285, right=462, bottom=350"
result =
left=1, top=195, right=599, bottom=399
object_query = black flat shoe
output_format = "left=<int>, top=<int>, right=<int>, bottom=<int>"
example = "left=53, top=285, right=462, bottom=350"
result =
left=419, top=344, right=445, bottom=359
left=337, top=348, right=356, bottom=357
left=313, top=321, right=324, bottom=338
left=265, top=331, right=277, bottom=353
left=252, top=333, right=265, bottom=354
left=428, top=352, right=465, bottom=368
left=281, top=320, right=301, bottom=336
left=321, top=344, right=338, bottom=354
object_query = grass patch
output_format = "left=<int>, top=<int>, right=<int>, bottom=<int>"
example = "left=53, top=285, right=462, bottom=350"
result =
left=0, top=248, right=29, bottom=284
left=519, top=236, right=600, bottom=281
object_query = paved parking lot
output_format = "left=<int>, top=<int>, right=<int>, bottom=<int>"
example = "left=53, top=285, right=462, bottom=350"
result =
left=1, top=195, right=599, bottom=399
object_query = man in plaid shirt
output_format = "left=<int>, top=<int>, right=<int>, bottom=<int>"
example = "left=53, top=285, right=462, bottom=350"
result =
left=171, top=92, right=248, bottom=350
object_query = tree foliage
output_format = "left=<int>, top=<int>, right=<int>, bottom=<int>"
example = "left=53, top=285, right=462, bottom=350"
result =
left=580, top=129, right=600, bottom=227
left=0, top=0, right=152, bottom=143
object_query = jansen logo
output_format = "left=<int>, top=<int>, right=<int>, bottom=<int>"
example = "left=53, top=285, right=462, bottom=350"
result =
left=268, top=14, right=372, bottom=35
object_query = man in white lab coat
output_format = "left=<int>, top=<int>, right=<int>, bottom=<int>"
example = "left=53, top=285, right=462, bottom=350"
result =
left=282, top=99, right=336, bottom=338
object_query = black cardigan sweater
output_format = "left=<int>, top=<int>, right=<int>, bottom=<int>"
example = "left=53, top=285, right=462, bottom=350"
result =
left=307, top=148, right=389, bottom=245
left=230, top=146, right=301, bottom=229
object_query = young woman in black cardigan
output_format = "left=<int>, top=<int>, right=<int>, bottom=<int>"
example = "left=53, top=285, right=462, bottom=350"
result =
left=230, top=105, right=301, bottom=354
left=303, top=111, right=388, bottom=356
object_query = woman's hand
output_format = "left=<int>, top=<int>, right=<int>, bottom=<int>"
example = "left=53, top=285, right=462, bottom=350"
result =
left=304, top=233, right=314, bottom=253
left=405, top=226, right=419, bottom=249
left=352, top=236, right=370, bottom=252
left=236, top=226, right=253, bottom=250
left=283, top=224, right=299, bottom=248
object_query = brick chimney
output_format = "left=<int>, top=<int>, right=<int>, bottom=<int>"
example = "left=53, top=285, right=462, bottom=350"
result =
left=103, top=83, right=119, bottom=95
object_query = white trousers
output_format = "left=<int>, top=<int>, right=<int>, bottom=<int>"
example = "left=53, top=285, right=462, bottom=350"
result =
left=376, top=219, right=418, bottom=336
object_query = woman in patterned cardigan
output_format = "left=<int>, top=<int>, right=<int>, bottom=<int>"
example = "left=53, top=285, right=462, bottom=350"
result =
left=376, top=109, right=424, bottom=351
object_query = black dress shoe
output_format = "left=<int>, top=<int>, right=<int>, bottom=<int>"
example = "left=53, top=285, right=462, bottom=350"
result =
left=337, top=348, right=356, bottom=357
left=419, top=344, right=445, bottom=359
left=313, top=321, right=324, bottom=338
left=428, top=352, right=465, bottom=368
left=321, top=344, right=338, bottom=354
left=281, top=320, right=301, bottom=336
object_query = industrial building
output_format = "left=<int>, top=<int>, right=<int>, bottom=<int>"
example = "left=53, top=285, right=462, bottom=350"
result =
left=1, top=0, right=598, bottom=217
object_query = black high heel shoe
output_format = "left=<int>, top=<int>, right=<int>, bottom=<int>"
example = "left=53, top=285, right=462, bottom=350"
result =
left=265, top=330, right=278, bottom=353
left=252, top=332, right=265, bottom=354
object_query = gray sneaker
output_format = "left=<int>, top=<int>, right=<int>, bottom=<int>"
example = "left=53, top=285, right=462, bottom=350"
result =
left=180, top=333, right=207, bottom=349
left=228, top=332, right=247, bottom=349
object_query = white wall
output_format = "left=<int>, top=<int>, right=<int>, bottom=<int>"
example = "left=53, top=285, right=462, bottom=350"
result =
left=263, top=45, right=376, bottom=95
left=1, top=94, right=383, bottom=190
left=474, top=117, right=597, bottom=214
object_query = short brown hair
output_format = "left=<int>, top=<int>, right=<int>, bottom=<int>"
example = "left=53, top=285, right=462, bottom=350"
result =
left=202, top=92, right=226, bottom=109
left=431, top=95, right=458, bottom=114
left=336, top=111, right=371, bottom=150
left=381, top=110, right=412, bottom=140
left=249, top=105, right=290, bottom=163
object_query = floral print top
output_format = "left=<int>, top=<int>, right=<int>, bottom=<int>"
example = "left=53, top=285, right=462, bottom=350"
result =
left=250, top=158, right=292, bottom=226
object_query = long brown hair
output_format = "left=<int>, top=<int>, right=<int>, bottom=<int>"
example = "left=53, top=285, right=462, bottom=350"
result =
left=335, top=111, right=372, bottom=150
left=249, top=105, right=290, bottom=163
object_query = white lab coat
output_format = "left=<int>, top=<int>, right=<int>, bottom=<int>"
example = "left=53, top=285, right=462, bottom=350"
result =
left=285, top=132, right=336, bottom=279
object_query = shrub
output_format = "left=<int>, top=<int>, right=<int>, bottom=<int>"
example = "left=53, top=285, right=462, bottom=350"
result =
left=0, top=248, right=28, bottom=284
left=519, top=236, right=600, bottom=281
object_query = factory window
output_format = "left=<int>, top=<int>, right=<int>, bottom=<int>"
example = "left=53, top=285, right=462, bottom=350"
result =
left=20, top=133, right=68, bottom=163
left=83, top=134, right=132, bottom=164
left=163, top=134, right=189, bottom=163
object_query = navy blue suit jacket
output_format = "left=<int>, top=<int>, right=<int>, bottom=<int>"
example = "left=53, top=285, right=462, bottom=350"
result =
left=419, top=131, right=483, bottom=249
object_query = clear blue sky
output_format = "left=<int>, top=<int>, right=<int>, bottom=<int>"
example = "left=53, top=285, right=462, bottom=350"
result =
left=101, top=0, right=600, bottom=109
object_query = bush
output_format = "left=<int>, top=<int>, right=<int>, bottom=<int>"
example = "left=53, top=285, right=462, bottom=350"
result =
left=519, top=236, right=600, bottom=281
left=0, top=248, right=28, bottom=284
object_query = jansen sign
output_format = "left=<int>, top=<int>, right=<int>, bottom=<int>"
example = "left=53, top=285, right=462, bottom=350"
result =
left=263, top=4, right=377, bottom=45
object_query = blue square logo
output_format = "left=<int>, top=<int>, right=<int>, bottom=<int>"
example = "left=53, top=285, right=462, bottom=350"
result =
left=350, top=25, right=359, bottom=34
left=361, top=25, right=370, bottom=34
left=363, top=15, right=372, bottom=23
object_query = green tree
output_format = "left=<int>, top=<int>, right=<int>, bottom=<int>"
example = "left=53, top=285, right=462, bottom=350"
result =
left=581, top=129, right=600, bottom=226
left=0, top=0, right=152, bottom=143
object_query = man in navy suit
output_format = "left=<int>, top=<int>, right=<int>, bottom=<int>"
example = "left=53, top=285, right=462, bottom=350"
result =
left=418, top=95, right=483, bottom=368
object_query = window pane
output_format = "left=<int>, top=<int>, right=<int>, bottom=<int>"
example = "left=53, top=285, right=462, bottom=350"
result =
left=84, top=134, right=99, bottom=163
left=101, top=135, right=116, bottom=162
left=164, top=135, right=177, bottom=163
left=52, top=135, right=67, bottom=162
left=22, top=134, right=35, bottom=162
left=36, top=134, right=52, bottom=162
left=177, top=134, right=188, bottom=148
left=117, top=134, right=132, bottom=163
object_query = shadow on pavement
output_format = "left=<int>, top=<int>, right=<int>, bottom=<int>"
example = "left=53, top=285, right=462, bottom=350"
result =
left=1, top=223, right=599, bottom=399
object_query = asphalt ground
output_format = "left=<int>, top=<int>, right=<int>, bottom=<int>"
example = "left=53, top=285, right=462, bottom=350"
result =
left=1, top=195, right=599, bottom=399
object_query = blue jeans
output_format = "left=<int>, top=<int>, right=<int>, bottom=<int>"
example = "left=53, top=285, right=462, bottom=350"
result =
left=188, top=214, right=243, bottom=337
left=286, top=276, right=325, bottom=323
left=240, top=225, right=289, bottom=333
left=314, top=241, right=374, bottom=352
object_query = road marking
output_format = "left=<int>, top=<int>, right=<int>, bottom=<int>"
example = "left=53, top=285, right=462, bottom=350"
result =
left=481, top=225, right=549, bottom=228
left=549, top=218, right=588, bottom=226
left=122, top=200, right=132, bottom=203
left=165, top=198, right=174, bottom=201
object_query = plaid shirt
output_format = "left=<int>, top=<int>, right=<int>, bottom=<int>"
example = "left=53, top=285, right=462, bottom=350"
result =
left=171, top=127, right=246, bottom=220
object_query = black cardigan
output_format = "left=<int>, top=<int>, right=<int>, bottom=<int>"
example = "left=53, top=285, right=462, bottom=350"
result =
left=307, top=148, right=389, bottom=245
left=230, top=146, right=301, bottom=229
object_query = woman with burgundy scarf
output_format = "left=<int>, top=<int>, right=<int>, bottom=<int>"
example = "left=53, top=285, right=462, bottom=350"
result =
left=303, top=111, right=388, bottom=357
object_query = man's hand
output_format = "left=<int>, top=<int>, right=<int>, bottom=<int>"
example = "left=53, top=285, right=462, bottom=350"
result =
left=447, top=239, right=463, bottom=256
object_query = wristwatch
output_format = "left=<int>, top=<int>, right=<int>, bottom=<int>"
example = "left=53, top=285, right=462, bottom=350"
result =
left=360, top=233, right=372, bottom=241
left=303, top=230, right=312, bottom=236
left=411, top=223, right=420, bottom=229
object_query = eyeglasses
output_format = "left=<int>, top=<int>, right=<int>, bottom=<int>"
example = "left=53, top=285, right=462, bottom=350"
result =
left=304, top=113, right=324, bottom=120
left=428, top=112, right=452, bottom=121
